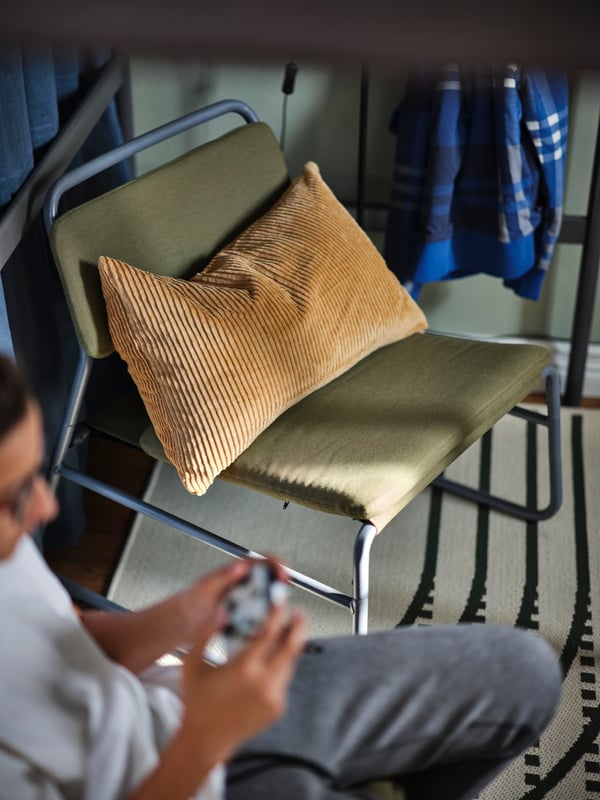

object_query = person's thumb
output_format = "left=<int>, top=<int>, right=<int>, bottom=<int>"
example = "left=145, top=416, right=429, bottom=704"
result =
left=186, top=606, right=228, bottom=665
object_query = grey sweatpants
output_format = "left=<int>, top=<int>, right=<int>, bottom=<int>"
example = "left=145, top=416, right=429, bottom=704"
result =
left=226, top=624, right=561, bottom=800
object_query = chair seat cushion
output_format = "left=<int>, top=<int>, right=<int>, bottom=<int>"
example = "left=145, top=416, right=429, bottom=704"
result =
left=92, top=333, right=549, bottom=533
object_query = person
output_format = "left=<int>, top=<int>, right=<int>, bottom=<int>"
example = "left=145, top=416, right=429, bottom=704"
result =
left=0, top=352, right=562, bottom=800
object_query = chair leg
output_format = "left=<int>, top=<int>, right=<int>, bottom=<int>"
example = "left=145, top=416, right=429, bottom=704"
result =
left=353, top=522, right=378, bottom=634
left=432, top=366, right=563, bottom=522
left=46, top=348, right=93, bottom=494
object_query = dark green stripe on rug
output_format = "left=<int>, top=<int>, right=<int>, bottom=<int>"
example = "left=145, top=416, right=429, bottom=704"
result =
left=397, top=483, right=442, bottom=627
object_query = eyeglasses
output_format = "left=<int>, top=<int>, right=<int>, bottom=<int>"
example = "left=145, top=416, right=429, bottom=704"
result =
left=0, top=473, right=38, bottom=524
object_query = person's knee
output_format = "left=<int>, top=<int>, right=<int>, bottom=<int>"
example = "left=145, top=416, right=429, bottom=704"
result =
left=490, top=626, right=562, bottom=736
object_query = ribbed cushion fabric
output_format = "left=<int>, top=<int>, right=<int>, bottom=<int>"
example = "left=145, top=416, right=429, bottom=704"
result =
left=98, top=162, right=427, bottom=496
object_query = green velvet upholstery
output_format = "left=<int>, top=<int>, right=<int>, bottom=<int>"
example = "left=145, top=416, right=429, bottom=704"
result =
left=88, top=332, right=549, bottom=532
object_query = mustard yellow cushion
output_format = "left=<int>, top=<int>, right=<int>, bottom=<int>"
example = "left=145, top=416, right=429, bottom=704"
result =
left=98, top=162, right=427, bottom=495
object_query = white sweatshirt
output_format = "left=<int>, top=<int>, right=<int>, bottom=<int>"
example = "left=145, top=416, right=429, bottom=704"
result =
left=0, top=536, right=224, bottom=800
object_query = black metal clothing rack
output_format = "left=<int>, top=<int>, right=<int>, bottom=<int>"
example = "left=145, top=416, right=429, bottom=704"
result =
left=356, top=66, right=600, bottom=407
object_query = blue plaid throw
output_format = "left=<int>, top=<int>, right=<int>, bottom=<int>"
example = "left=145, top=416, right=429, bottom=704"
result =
left=383, top=65, right=568, bottom=301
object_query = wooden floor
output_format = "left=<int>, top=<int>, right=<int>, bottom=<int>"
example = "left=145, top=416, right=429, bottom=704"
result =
left=44, top=395, right=600, bottom=597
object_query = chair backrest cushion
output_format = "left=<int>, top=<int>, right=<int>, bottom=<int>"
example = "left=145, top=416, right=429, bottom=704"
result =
left=98, top=161, right=427, bottom=495
left=50, top=122, right=290, bottom=357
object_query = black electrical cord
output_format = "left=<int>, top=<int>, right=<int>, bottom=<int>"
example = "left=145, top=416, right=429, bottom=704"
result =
left=280, top=93, right=289, bottom=151
left=280, top=60, right=297, bottom=151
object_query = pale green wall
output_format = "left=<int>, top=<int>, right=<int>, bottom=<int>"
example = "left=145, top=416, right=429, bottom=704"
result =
left=130, top=59, right=600, bottom=343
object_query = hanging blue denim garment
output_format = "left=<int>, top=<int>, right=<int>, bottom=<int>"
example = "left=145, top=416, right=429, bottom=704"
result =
left=0, top=49, right=34, bottom=206
left=21, top=47, right=60, bottom=149
left=1, top=47, right=128, bottom=547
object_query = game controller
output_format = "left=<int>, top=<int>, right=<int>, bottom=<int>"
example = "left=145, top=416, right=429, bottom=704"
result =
left=222, top=562, right=289, bottom=655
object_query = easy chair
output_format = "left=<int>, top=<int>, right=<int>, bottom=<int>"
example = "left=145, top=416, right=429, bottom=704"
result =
left=44, top=99, right=562, bottom=635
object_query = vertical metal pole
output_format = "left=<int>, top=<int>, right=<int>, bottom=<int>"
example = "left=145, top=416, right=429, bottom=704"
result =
left=115, top=54, right=135, bottom=176
left=543, top=365, right=563, bottom=517
left=47, top=348, right=93, bottom=492
left=356, top=64, right=369, bottom=230
left=565, top=109, right=600, bottom=406
left=115, top=54, right=134, bottom=142
left=352, top=522, right=378, bottom=634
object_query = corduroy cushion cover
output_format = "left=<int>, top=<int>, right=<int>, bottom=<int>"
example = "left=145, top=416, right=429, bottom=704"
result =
left=98, top=162, right=427, bottom=497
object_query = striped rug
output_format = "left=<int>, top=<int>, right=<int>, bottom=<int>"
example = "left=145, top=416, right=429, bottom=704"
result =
left=108, top=407, right=600, bottom=799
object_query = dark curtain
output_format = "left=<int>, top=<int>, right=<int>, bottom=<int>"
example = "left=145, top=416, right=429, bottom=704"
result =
left=0, top=46, right=133, bottom=547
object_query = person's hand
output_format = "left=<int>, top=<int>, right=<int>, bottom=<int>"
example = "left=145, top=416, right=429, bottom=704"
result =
left=79, top=559, right=259, bottom=675
left=173, top=559, right=257, bottom=646
left=175, top=556, right=289, bottom=648
left=124, top=557, right=304, bottom=800
left=179, top=597, right=306, bottom=765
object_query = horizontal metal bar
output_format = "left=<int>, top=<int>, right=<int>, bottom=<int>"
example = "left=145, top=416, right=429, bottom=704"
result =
left=58, top=575, right=127, bottom=613
left=5, top=3, right=600, bottom=71
left=57, top=464, right=353, bottom=610
left=432, top=476, right=556, bottom=521
left=44, top=98, right=259, bottom=230
left=509, top=405, right=551, bottom=426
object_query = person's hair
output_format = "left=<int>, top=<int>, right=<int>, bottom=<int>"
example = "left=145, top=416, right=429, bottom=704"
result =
left=0, top=355, right=28, bottom=440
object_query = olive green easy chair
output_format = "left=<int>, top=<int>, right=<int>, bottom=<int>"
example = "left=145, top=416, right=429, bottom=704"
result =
left=43, top=99, right=562, bottom=638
